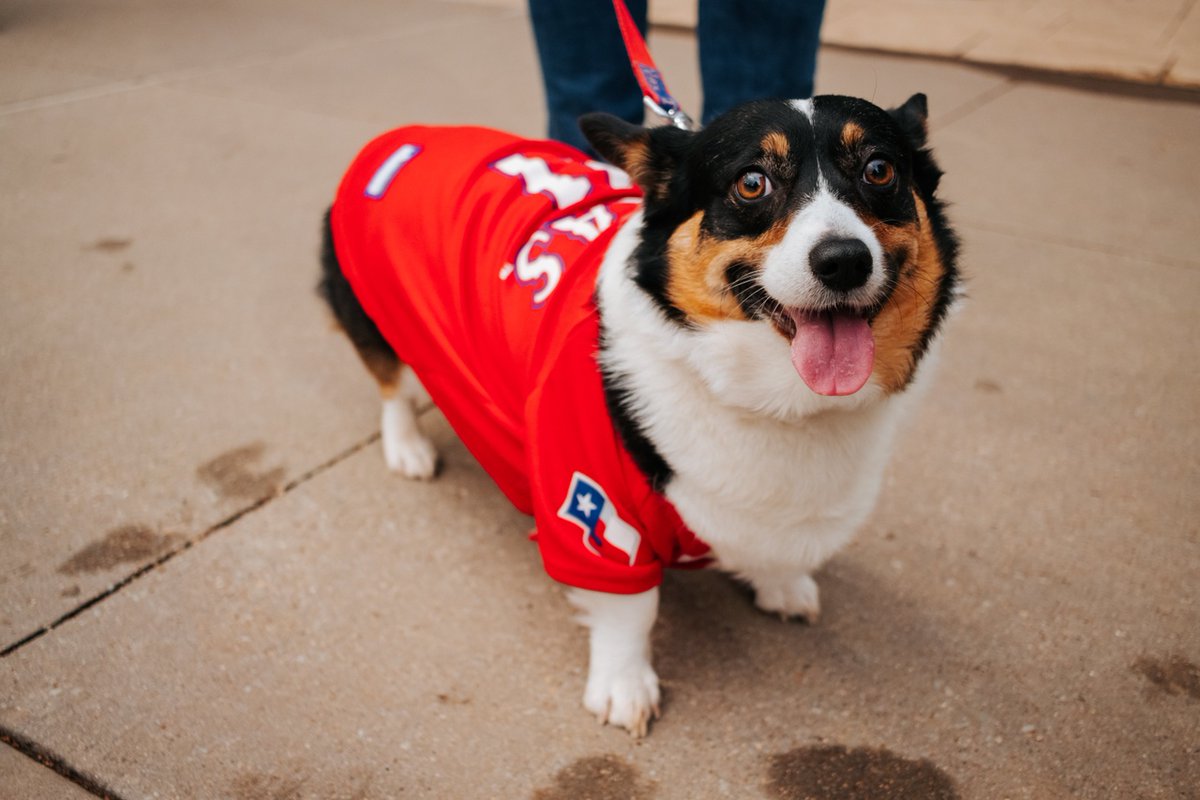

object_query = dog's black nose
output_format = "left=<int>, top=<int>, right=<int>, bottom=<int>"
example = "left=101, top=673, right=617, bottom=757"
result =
left=810, top=238, right=872, bottom=293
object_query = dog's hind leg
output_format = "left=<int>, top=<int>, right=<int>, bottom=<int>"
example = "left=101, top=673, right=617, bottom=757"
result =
left=318, top=207, right=439, bottom=479
left=379, top=366, right=439, bottom=479
left=749, top=572, right=821, bottom=624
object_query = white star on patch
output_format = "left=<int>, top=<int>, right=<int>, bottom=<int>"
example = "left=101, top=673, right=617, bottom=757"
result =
left=575, top=492, right=597, bottom=517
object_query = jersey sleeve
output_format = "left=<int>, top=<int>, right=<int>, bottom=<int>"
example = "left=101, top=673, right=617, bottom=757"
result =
left=525, top=325, right=665, bottom=594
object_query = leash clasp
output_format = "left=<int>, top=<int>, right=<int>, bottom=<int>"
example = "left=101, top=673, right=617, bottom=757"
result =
left=643, top=96, right=696, bottom=131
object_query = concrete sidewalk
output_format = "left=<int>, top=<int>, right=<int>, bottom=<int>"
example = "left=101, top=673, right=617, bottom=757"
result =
left=2, top=1, right=1198, bottom=798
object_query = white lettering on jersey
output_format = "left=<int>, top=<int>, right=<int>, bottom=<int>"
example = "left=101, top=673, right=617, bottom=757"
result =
left=504, top=201, right=620, bottom=304
left=550, top=202, right=615, bottom=242
left=493, top=153, right=591, bottom=209
left=511, top=229, right=564, bottom=306
left=585, top=159, right=633, bottom=190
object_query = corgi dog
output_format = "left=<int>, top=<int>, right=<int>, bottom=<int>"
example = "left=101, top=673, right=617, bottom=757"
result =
left=318, top=93, right=959, bottom=737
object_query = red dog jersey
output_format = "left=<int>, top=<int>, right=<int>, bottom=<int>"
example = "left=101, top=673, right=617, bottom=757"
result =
left=331, top=126, right=711, bottom=594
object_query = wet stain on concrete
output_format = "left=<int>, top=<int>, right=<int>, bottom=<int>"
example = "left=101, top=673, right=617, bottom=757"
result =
left=57, top=524, right=182, bottom=575
left=229, top=771, right=374, bottom=800
left=230, top=773, right=305, bottom=800
left=533, top=755, right=656, bottom=800
left=86, top=237, right=132, bottom=252
left=60, top=584, right=81, bottom=598
left=1133, top=654, right=1200, bottom=700
left=767, top=745, right=958, bottom=800
left=197, top=441, right=286, bottom=503
left=974, top=378, right=1003, bottom=393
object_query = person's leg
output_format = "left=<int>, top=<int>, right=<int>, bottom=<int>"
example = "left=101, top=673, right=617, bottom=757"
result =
left=698, top=0, right=827, bottom=123
left=528, top=0, right=648, bottom=153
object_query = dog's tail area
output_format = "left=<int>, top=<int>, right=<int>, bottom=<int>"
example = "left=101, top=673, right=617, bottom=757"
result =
left=317, top=206, right=439, bottom=478
left=316, top=206, right=400, bottom=389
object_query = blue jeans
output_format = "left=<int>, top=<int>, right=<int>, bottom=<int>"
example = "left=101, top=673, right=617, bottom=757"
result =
left=528, top=0, right=827, bottom=153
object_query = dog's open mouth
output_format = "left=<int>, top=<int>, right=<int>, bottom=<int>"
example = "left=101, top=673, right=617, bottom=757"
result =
left=773, top=308, right=875, bottom=397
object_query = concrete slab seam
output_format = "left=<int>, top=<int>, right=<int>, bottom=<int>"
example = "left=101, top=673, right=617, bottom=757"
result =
left=0, top=432, right=381, bottom=659
left=1157, top=54, right=1181, bottom=83
left=0, top=735, right=126, bottom=800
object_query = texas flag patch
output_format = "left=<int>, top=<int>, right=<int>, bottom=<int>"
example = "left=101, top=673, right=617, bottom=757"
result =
left=557, top=472, right=642, bottom=566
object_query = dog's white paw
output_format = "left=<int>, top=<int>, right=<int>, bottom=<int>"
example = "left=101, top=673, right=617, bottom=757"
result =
left=569, top=586, right=661, bottom=737
left=583, top=660, right=661, bottom=738
left=381, top=396, right=439, bottom=479
left=383, top=433, right=439, bottom=479
left=753, top=573, right=821, bottom=623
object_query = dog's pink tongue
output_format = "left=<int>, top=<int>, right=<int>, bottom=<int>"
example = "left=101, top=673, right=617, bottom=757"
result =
left=788, top=310, right=875, bottom=396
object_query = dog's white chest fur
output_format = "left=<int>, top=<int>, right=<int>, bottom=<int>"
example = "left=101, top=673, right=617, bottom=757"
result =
left=664, top=398, right=905, bottom=576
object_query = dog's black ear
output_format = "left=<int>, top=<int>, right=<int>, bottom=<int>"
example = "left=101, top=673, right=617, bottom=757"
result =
left=889, top=93, right=928, bottom=149
left=579, top=113, right=692, bottom=201
left=579, top=113, right=645, bottom=170
left=889, top=93, right=944, bottom=197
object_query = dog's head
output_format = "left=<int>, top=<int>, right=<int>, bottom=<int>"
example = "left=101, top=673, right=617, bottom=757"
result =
left=582, top=94, right=959, bottom=398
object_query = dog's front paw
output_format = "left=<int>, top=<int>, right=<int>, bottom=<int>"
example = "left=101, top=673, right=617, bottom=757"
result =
left=583, top=660, right=661, bottom=738
left=753, top=573, right=821, bottom=623
left=384, top=433, right=439, bottom=479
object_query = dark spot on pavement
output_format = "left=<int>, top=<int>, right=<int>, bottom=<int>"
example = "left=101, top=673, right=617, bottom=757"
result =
left=1134, top=654, right=1200, bottom=700
left=198, top=442, right=286, bottom=503
left=121, top=261, right=135, bottom=273
left=57, top=524, right=182, bottom=575
left=767, top=745, right=958, bottom=800
left=345, top=773, right=375, bottom=800
left=60, top=584, right=81, bottom=597
left=436, top=692, right=471, bottom=705
left=86, top=237, right=132, bottom=252
left=230, top=773, right=305, bottom=800
left=974, top=379, right=1002, bottom=393
left=533, top=755, right=656, bottom=800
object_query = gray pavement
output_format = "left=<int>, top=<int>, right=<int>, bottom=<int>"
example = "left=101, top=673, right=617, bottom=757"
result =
left=2, top=2, right=1198, bottom=798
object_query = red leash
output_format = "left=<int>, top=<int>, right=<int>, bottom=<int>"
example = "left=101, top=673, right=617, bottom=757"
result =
left=611, top=0, right=696, bottom=130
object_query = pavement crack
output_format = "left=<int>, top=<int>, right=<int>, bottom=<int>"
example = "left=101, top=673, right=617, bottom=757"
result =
left=1159, top=0, right=1197, bottom=44
left=1, top=732, right=129, bottom=800
left=0, top=433, right=380, bottom=660
left=938, top=81, right=1017, bottom=128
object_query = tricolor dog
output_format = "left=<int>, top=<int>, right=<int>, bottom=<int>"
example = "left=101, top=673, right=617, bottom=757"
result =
left=318, top=94, right=959, bottom=736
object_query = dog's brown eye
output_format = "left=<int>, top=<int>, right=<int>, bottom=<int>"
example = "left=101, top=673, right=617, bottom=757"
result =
left=734, top=170, right=772, bottom=202
left=863, top=158, right=896, bottom=187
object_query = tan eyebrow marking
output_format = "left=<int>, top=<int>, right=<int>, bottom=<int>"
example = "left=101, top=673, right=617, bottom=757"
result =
left=840, top=121, right=865, bottom=151
left=761, top=131, right=790, bottom=159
